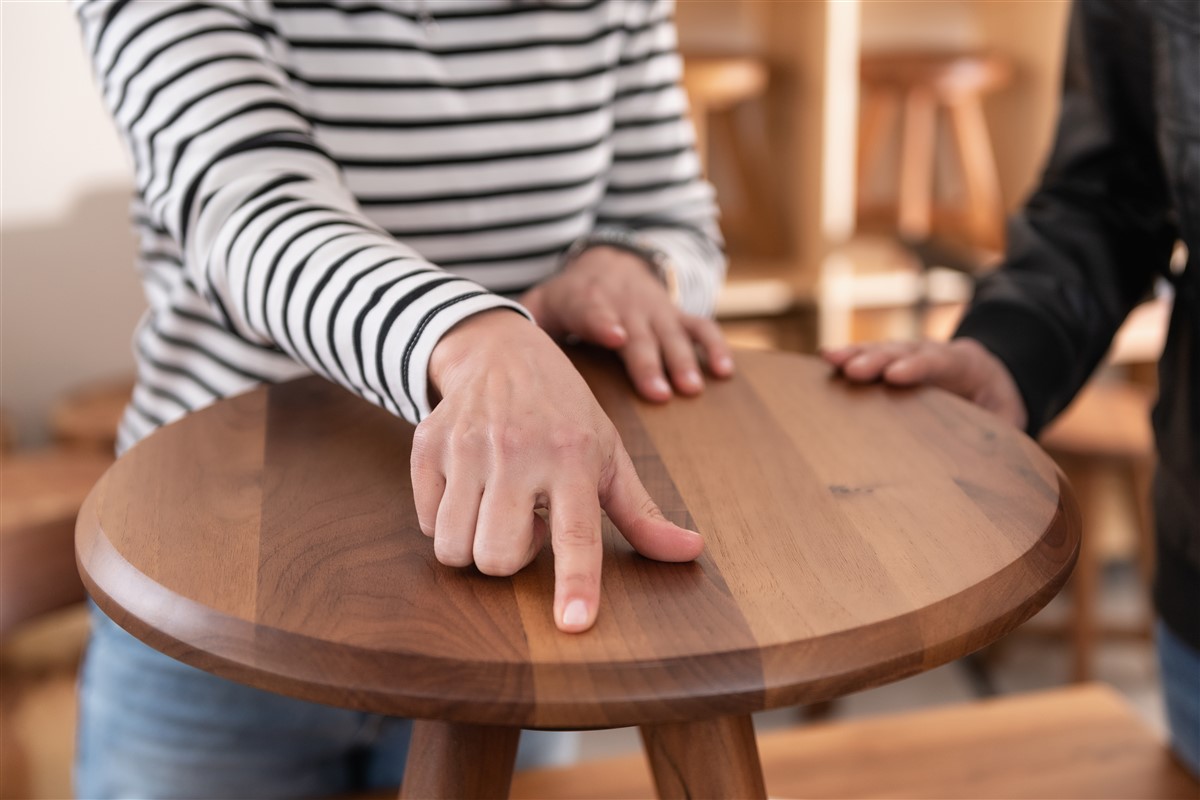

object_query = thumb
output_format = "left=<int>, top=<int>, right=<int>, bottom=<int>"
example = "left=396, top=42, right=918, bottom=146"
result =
left=601, top=447, right=703, bottom=562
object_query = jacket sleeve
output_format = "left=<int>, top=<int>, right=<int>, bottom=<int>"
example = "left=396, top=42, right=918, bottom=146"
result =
left=74, top=0, right=531, bottom=424
left=953, top=0, right=1177, bottom=435
left=592, top=0, right=727, bottom=318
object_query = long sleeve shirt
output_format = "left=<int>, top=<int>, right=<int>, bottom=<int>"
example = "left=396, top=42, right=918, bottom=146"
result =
left=74, top=0, right=725, bottom=454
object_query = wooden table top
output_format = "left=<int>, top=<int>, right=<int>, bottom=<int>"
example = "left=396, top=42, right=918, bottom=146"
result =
left=76, top=349, right=1078, bottom=729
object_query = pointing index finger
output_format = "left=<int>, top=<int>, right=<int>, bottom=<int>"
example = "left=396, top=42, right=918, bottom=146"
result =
left=549, top=477, right=604, bottom=633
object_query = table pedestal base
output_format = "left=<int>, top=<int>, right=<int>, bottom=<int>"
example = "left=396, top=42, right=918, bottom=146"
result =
left=641, top=714, right=767, bottom=799
left=401, top=720, right=520, bottom=799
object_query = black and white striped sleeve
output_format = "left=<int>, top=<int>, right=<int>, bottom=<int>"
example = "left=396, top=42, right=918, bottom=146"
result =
left=74, top=0, right=531, bottom=424
left=597, top=0, right=726, bottom=317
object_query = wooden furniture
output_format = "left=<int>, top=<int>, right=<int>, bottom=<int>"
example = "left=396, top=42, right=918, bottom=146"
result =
left=1040, top=381, right=1157, bottom=682
left=49, top=376, right=133, bottom=453
left=508, top=683, right=1198, bottom=800
left=858, top=52, right=1013, bottom=253
left=1, top=448, right=111, bottom=637
left=77, top=348, right=1079, bottom=799
left=681, top=55, right=768, bottom=173
left=1, top=447, right=111, bottom=799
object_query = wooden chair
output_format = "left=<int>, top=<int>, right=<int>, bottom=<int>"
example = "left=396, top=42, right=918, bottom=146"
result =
left=1, top=446, right=111, bottom=799
left=507, top=684, right=1196, bottom=799
left=48, top=376, right=133, bottom=454
left=857, top=51, right=1013, bottom=254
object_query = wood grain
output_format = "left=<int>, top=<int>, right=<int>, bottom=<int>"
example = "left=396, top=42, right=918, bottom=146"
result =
left=400, top=721, right=519, bottom=800
left=76, top=349, right=1079, bottom=729
left=640, top=714, right=765, bottom=799
left=510, top=684, right=1198, bottom=800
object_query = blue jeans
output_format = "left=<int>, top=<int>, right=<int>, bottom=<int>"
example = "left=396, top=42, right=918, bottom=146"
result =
left=76, top=604, right=578, bottom=799
left=1158, top=619, right=1200, bottom=779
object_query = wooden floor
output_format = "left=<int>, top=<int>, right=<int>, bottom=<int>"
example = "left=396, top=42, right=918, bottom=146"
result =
left=511, top=684, right=1198, bottom=800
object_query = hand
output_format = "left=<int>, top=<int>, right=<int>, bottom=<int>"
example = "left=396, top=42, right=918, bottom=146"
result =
left=416, top=309, right=705, bottom=633
left=821, top=338, right=1028, bottom=430
left=519, top=246, right=734, bottom=402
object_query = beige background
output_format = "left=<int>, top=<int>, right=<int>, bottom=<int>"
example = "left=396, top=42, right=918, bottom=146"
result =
left=2, top=1, right=143, bottom=446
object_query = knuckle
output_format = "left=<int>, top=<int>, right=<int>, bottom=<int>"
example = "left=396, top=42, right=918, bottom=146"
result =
left=490, top=424, right=527, bottom=457
left=449, top=424, right=485, bottom=457
left=553, top=521, right=600, bottom=548
left=410, top=423, right=439, bottom=468
left=558, top=569, right=600, bottom=594
left=434, top=539, right=472, bottom=568
left=549, top=424, right=596, bottom=454
left=637, top=495, right=665, bottom=521
left=582, top=282, right=606, bottom=304
left=473, top=540, right=527, bottom=576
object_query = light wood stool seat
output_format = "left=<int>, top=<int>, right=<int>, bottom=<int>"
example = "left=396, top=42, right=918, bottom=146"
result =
left=858, top=51, right=1013, bottom=252
left=508, top=684, right=1197, bottom=800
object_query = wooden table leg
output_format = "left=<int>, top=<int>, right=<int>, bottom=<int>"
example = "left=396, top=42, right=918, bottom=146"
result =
left=639, top=714, right=766, bottom=799
left=400, top=720, right=521, bottom=800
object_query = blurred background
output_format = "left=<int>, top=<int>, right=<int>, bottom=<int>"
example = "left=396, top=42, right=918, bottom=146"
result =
left=1, top=1, right=1174, bottom=797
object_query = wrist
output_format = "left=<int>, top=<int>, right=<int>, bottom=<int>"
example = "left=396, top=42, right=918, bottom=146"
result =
left=562, top=233, right=678, bottom=299
left=429, top=308, right=533, bottom=395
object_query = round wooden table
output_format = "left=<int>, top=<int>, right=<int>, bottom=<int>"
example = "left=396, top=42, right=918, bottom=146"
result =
left=76, top=349, right=1079, bottom=799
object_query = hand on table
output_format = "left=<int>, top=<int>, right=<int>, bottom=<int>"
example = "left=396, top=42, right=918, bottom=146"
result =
left=821, top=338, right=1028, bottom=430
left=417, top=309, right=704, bottom=633
left=519, top=246, right=734, bottom=402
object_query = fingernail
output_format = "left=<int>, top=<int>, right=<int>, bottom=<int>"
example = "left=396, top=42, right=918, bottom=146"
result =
left=847, top=355, right=869, bottom=371
left=685, top=369, right=702, bottom=388
left=650, top=377, right=671, bottom=395
left=562, top=599, right=589, bottom=628
left=611, top=324, right=627, bottom=340
left=715, top=356, right=734, bottom=374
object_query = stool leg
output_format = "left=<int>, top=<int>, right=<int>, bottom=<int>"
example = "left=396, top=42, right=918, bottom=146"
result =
left=1066, top=458, right=1099, bottom=683
left=898, top=86, right=937, bottom=241
left=400, top=721, right=520, bottom=800
left=639, top=714, right=766, bottom=800
left=947, top=97, right=1005, bottom=251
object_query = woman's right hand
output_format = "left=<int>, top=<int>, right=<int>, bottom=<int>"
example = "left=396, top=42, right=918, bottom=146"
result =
left=821, top=338, right=1028, bottom=430
left=415, top=310, right=704, bottom=634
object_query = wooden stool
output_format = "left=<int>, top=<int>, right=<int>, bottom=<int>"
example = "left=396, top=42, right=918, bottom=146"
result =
left=681, top=55, right=768, bottom=171
left=858, top=52, right=1013, bottom=252
left=1, top=447, right=112, bottom=798
left=508, top=684, right=1197, bottom=799
left=77, top=349, right=1078, bottom=799
left=682, top=54, right=784, bottom=263
left=49, top=376, right=133, bottom=453
left=1, top=448, right=112, bottom=636
left=1040, top=381, right=1156, bottom=683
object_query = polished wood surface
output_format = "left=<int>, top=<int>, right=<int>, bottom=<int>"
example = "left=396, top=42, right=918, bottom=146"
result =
left=509, top=684, right=1198, bottom=800
left=77, top=348, right=1078, bottom=729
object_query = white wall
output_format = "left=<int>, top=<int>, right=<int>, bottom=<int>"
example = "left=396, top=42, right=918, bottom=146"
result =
left=1, top=0, right=144, bottom=446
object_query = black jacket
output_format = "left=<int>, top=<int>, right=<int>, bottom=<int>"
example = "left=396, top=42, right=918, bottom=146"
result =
left=954, top=0, right=1199, bottom=649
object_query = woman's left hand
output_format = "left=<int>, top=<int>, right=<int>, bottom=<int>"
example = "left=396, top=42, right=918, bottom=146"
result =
left=519, top=246, right=734, bottom=402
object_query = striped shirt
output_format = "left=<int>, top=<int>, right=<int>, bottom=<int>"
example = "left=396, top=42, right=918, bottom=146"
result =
left=73, top=0, right=724, bottom=455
